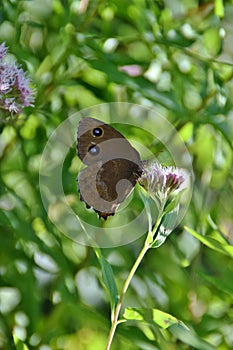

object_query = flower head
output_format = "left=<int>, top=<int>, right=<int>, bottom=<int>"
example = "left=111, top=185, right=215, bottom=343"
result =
left=0, top=42, right=36, bottom=118
left=139, top=161, right=186, bottom=203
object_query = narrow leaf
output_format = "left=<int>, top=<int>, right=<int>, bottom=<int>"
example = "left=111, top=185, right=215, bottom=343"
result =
left=14, top=335, right=29, bottom=350
left=94, top=248, right=119, bottom=312
left=185, top=226, right=233, bottom=258
left=170, top=323, right=216, bottom=350
left=123, top=307, right=185, bottom=329
left=123, top=308, right=216, bottom=350
left=215, top=0, right=224, bottom=18
left=198, top=270, right=233, bottom=296
left=164, top=191, right=183, bottom=214
left=151, top=207, right=179, bottom=248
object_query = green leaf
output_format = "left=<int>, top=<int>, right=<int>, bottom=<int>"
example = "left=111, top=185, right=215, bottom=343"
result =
left=94, top=248, right=119, bottom=313
left=170, top=323, right=216, bottom=350
left=203, top=27, right=222, bottom=56
left=123, top=307, right=184, bottom=329
left=209, top=116, right=233, bottom=148
left=215, top=0, right=224, bottom=18
left=123, top=308, right=216, bottom=350
left=151, top=207, right=179, bottom=248
left=185, top=226, right=233, bottom=258
left=198, top=270, right=233, bottom=296
left=14, top=335, right=29, bottom=350
left=164, top=191, right=183, bottom=214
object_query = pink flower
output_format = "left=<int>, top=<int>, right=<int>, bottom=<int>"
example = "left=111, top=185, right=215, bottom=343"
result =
left=139, top=161, right=186, bottom=201
left=0, top=42, right=36, bottom=116
left=118, top=65, right=142, bottom=77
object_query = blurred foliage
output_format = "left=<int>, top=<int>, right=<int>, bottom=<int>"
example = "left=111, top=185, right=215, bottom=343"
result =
left=0, top=0, right=233, bottom=349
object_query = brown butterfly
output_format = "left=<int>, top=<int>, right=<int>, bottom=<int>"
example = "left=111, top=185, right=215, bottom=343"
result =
left=77, top=117, right=143, bottom=220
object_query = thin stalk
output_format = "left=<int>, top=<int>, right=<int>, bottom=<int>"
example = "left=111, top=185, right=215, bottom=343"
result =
left=105, top=213, right=164, bottom=350
left=105, top=241, right=150, bottom=350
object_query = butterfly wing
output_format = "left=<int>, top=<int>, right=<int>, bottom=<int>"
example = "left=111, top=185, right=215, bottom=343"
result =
left=78, top=158, right=141, bottom=219
left=77, top=117, right=142, bottom=219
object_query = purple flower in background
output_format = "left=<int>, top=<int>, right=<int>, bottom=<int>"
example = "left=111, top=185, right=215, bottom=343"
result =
left=0, top=42, right=36, bottom=117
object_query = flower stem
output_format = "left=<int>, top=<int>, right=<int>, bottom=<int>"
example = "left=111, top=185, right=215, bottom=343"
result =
left=105, top=240, right=150, bottom=350
left=105, top=213, right=164, bottom=350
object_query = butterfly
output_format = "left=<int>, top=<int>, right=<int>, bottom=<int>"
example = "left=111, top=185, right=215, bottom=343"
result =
left=77, top=117, right=143, bottom=220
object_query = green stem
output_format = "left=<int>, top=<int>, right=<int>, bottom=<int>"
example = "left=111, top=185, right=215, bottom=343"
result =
left=105, top=213, right=164, bottom=350
left=105, top=240, right=150, bottom=350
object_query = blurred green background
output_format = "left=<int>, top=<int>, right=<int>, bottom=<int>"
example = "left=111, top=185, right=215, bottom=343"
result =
left=0, top=0, right=233, bottom=349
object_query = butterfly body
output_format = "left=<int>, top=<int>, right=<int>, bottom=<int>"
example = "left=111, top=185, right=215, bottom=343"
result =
left=77, top=117, right=142, bottom=219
